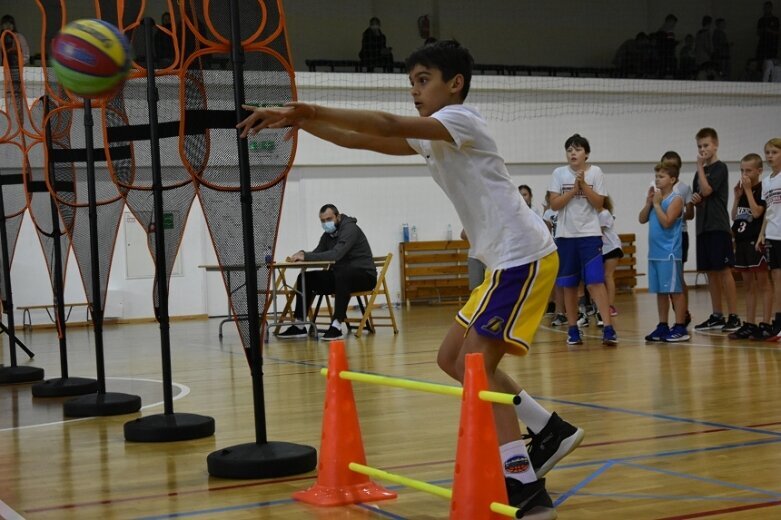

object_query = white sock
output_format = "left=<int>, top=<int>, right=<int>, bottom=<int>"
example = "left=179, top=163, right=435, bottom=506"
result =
left=500, top=440, right=537, bottom=484
left=331, top=319, right=342, bottom=329
left=514, top=390, right=552, bottom=434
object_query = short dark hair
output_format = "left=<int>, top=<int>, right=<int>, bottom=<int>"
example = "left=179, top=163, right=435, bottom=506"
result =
left=665, top=14, right=678, bottom=23
left=702, top=16, right=713, bottom=27
left=696, top=127, right=718, bottom=141
left=564, top=134, right=591, bottom=154
left=319, top=204, right=339, bottom=215
left=655, top=161, right=680, bottom=179
left=405, top=40, right=474, bottom=100
left=1, top=14, right=16, bottom=29
left=741, top=153, right=763, bottom=168
left=661, top=150, right=682, bottom=168
left=369, top=17, right=380, bottom=25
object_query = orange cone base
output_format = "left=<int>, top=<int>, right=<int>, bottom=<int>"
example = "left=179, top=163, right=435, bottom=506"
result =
left=293, top=481, right=397, bottom=506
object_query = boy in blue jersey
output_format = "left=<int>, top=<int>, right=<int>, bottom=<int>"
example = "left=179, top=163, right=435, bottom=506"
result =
left=639, top=161, right=689, bottom=342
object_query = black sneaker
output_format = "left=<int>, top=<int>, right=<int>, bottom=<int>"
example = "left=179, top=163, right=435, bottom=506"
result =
left=721, top=314, right=742, bottom=333
left=751, top=322, right=774, bottom=340
left=550, top=313, right=567, bottom=326
left=576, top=312, right=589, bottom=328
left=322, top=325, right=344, bottom=340
left=504, top=478, right=557, bottom=520
left=276, top=325, right=308, bottom=338
left=596, top=312, right=604, bottom=328
left=525, top=412, right=584, bottom=477
left=728, top=322, right=755, bottom=340
left=694, top=314, right=726, bottom=331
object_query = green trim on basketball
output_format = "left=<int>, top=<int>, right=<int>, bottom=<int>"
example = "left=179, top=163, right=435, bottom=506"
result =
left=51, top=60, right=124, bottom=96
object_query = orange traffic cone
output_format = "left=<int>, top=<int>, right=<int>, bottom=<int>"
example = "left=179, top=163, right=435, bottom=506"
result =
left=293, top=340, right=397, bottom=506
left=450, top=353, right=508, bottom=519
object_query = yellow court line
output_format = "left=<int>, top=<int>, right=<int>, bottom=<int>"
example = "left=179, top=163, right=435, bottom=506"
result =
left=319, top=369, right=516, bottom=405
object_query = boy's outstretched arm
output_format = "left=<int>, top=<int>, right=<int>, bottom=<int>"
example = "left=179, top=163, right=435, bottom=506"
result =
left=298, top=120, right=417, bottom=156
left=238, top=102, right=452, bottom=142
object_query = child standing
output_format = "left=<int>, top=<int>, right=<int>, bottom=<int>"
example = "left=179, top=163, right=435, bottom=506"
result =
left=690, top=128, right=742, bottom=333
left=239, top=40, right=581, bottom=517
left=548, top=134, right=618, bottom=346
left=728, top=154, right=770, bottom=339
left=543, top=193, right=567, bottom=326
left=599, top=196, right=623, bottom=318
left=662, top=150, right=694, bottom=325
left=640, top=161, right=689, bottom=342
left=758, top=138, right=781, bottom=340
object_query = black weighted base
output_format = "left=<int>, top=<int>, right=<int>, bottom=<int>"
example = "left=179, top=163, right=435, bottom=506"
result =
left=32, top=377, right=98, bottom=397
left=0, top=365, right=45, bottom=384
left=63, top=392, right=142, bottom=417
left=207, top=441, right=317, bottom=479
left=124, top=413, right=215, bottom=442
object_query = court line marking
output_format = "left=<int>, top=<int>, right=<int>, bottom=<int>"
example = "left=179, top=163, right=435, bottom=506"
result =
left=0, top=498, right=26, bottom=520
left=654, top=498, right=781, bottom=519
left=562, top=491, right=769, bottom=503
left=616, top=461, right=781, bottom=498
left=554, top=461, right=615, bottom=507
left=0, top=377, right=190, bottom=433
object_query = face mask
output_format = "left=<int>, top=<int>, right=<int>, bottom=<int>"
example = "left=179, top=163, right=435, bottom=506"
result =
left=322, top=221, right=337, bottom=234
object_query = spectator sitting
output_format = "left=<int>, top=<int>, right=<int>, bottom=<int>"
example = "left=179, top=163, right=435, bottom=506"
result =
left=277, top=204, right=377, bottom=340
left=613, top=32, right=656, bottom=77
left=359, top=17, right=394, bottom=72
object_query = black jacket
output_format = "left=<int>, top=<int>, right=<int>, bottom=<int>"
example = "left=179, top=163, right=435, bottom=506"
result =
left=304, top=215, right=376, bottom=275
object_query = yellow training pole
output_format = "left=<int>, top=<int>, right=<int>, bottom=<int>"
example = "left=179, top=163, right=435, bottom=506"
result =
left=348, top=463, right=521, bottom=519
left=319, top=369, right=516, bottom=405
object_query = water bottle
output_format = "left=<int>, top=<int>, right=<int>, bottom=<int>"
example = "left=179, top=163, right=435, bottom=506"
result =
left=411, top=225, right=418, bottom=241
left=264, top=245, right=273, bottom=264
left=402, top=223, right=410, bottom=242
left=446, top=224, right=453, bottom=241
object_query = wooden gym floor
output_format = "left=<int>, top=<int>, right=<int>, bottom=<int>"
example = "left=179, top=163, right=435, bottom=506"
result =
left=1, top=286, right=780, bottom=519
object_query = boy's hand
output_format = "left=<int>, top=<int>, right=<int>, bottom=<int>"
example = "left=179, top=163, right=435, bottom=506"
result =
left=740, top=174, right=752, bottom=192
left=756, top=235, right=765, bottom=252
left=696, top=153, right=707, bottom=168
left=691, top=192, right=703, bottom=205
left=646, top=186, right=655, bottom=204
left=652, top=189, right=663, bottom=205
left=237, top=103, right=316, bottom=138
left=574, top=170, right=585, bottom=189
left=733, top=180, right=744, bottom=198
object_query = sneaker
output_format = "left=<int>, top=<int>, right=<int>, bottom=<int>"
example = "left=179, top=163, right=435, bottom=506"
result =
left=602, top=325, right=618, bottom=346
left=596, top=312, right=604, bottom=328
left=585, top=304, right=597, bottom=316
left=567, top=326, right=582, bottom=345
left=728, top=322, right=756, bottom=340
left=765, top=320, right=781, bottom=341
left=685, top=310, right=692, bottom=326
left=576, top=312, right=589, bottom=328
left=504, top=478, right=557, bottom=520
left=276, top=325, right=308, bottom=338
left=645, top=323, right=670, bottom=342
left=694, top=314, right=726, bottom=331
left=525, top=412, right=585, bottom=477
left=721, top=314, right=742, bottom=333
left=664, top=324, right=690, bottom=342
left=751, top=322, right=774, bottom=340
left=609, top=305, right=618, bottom=317
left=322, top=325, right=343, bottom=340
left=550, top=313, right=567, bottom=326
left=545, top=302, right=556, bottom=316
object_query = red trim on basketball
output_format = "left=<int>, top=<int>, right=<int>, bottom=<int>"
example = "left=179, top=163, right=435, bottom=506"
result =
left=51, top=33, right=122, bottom=77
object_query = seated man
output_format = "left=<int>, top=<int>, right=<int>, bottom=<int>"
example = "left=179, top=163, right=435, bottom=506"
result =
left=278, top=204, right=377, bottom=340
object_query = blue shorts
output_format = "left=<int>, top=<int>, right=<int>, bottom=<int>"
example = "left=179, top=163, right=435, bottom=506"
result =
left=554, top=236, right=605, bottom=288
left=457, top=253, right=558, bottom=354
left=649, top=259, right=683, bottom=294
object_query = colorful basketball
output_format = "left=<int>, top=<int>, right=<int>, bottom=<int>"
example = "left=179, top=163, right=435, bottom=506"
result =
left=50, top=19, right=131, bottom=98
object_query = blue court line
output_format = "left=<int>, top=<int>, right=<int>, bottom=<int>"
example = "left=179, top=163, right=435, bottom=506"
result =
left=554, top=461, right=615, bottom=507
left=535, top=396, right=781, bottom=438
left=616, top=461, right=781, bottom=498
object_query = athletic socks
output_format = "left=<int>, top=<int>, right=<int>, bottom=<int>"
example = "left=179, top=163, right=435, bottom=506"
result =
left=500, top=439, right=537, bottom=484
left=514, top=390, right=552, bottom=434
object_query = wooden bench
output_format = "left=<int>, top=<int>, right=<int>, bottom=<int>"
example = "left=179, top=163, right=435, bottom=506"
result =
left=614, top=233, right=639, bottom=293
left=18, top=302, right=91, bottom=329
left=399, top=240, right=471, bottom=305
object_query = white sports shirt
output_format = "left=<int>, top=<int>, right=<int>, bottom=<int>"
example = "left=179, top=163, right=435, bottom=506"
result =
left=406, top=104, right=555, bottom=270
left=548, top=165, right=607, bottom=238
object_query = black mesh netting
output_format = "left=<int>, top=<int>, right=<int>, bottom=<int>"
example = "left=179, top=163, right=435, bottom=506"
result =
left=179, top=0, right=294, bottom=350
left=44, top=104, right=126, bottom=312
left=104, top=73, right=196, bottom=314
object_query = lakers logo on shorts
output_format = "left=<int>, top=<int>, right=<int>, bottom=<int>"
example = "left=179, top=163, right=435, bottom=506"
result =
left=504, top=454, right=530, bottom=474
left=482, top=316, right=505, bottom=335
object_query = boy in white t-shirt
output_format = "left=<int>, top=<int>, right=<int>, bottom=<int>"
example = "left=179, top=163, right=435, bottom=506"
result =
left=238, top=40, right=581, bottom=517
left=548, top=134, right=617, bottom=346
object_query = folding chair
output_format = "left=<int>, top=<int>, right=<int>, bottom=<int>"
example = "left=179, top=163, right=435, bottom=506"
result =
left=315, top=253, right=399, bottom=337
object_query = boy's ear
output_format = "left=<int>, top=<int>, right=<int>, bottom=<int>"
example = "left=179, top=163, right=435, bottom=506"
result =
left=448, top=74, right=465, bottom=94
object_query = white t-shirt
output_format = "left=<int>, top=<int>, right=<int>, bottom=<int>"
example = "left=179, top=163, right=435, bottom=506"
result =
left=542, top=208, right=558, bottom=237
left=674, top=180, right=693, bottom=234
left=548, top=165, right=607, bottom=238
left=406, top=104, right=555, bottom=269
left=762, top=172, right=781, bottom=240
left=598, top=209, right=622, bottom=255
